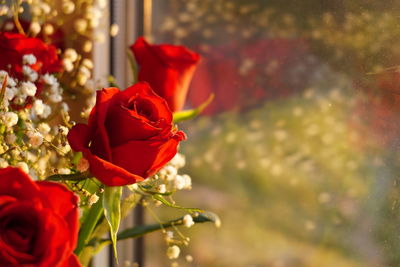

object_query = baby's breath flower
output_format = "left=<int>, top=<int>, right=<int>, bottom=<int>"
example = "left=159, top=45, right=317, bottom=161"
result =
left=23, top=54, right=37, bottom=65
left=32, top=99, right=45, bottom=116
left=19, top=81, right=37, bottom=96
left=38, top=123, right=51, bottom=134
left=157, top=184, right=167, bottom=194
left=29, top=132, right=43, bottom=148
left=16, top=162, right=29, bottom=174
left=183, top=214, right=195, bottom=228
left=42, top=74, right=57, bottom=85
left=88, top=193, right=99, bottom=205
left=174, top=175, right=185, bottom=190
left=30, top=22, right=41, bottom=35
left=43, top=24, right=54, bottom=35
left=170, top=153, right=186, bottom=168
left=41, top=105, right=52, bottom=119
left=63, top=59, right=74, bottom=72
left=166, top=245, right=180, bottom=260
left=185, top=255, right=193, bottom=262
left=61, top=102, right=69, bottom=112
left=2, top=112, right=18, bottom=127
left=0, top=158, right=9, bottom=168
left=64, top=48, right=79, bottom=62
left=49, top=93, right=62, bottom=103
left=62, top=1, right=75, bottom=14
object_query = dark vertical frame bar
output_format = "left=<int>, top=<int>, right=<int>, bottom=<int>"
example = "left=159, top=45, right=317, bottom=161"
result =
left=108, top=0, right=116, bottom=266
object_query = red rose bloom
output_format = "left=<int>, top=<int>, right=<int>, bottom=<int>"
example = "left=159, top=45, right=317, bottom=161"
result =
left=0, top=167, right=80, bottom=267
left=67, top=82, right=186, bottom=186
left=130, top=37, right=200, bottom=112
left=0, top=32, right=62, bottom=78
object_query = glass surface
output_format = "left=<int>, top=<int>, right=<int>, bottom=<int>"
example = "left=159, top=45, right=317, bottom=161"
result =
left=147, top=1, right=400, bottom=267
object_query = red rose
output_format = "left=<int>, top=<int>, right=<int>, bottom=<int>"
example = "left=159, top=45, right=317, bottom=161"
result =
left=0, top=32, right=62, bottom=79
left=130, top=37, right=200, bottom=112
left=67, top=82, right=186, bottom=186
left=0, top=167, right=80, bottom=267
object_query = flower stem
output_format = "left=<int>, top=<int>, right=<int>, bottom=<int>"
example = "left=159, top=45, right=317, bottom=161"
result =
left=75, top=194, right=104, bottom=256
left=13, top=0, right=25, bottom=35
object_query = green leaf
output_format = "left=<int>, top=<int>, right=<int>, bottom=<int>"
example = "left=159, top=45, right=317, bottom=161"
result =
left=103, top=186, right=122, bottom=263
left=153, top=194, right=203, bottom=213
left=173, top=93, right=214, bottom=123
left=116, top=211, right=221, bottom=241
left=75, top=194, right=104, bottom=256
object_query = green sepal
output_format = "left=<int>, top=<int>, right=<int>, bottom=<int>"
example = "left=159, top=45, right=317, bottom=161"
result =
left=173, top=93, right=214, bottom=123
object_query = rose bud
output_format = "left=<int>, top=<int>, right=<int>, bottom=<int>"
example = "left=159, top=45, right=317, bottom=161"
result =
left=130, top=37, right=200, bottom=112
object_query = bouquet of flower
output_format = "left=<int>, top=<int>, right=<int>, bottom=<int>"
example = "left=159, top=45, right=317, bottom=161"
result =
left=0, top=1, right=218, bottom=266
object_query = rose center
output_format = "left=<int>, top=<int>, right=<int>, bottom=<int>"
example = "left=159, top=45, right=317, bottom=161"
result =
left=128, top=98, right=157, bottom=122
left=1, top=215, right=37, bottom=253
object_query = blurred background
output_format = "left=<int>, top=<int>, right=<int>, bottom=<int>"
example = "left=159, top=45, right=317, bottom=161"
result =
left=143, top=1, right=400, bottom=266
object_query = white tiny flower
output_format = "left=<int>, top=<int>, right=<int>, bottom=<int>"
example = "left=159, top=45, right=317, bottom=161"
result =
left=185, top=255, right=193, bottom=262
left=64, top=48, right=78, bottom=62
left=20, top=81, right=37, bottom=96
left=40, top=3, right=51, bottom=14
left=23, top=54, right=37, bottom=65
left=58, top=168, right=71, bottom=175
left=77, top=73, right=88, bottom=86
left=166, top=246, right=180, bottom=260
left=41, top=105, right=52, bottom=118
left=7, top=77, right=16, bottom=87
left=29, top=132, right=43, bottom=148
left=182, top=174, right=192, bottom=190
left=28, top=72, right=38, bottom=82
left=183, top=214, right=194, bottom=228
left=2, top=112, right=18, bottom=127
left=49, top=93, right=62, bottom=103
left=32, top=99, right=44, bottom=116
left=0, top=5, right=9, bottom=16
left=30, top=22, right=41, bottom=35
left=77, top=157, right=89, bottom=172
left=58, top=126, right=69, bottom=135
left=42, top=73, right=57, bottom=85
left=157, top=184, right=167, bottom=194
left=0, top=158, right=9, bottom=168
left=0, top=70, right=7, bottom=79
left=5, top=87, right=17, bottom=101
left=165, top=231, right=174, bottom=241
left=16, top=162, right=29, bottom=173
left=82, top=59, right=94, bottom=69
left=61, top=102, right=69, bottom=112
left=170, top=153, right=186, bottom=168
left=174, top=175, right=185, bottom=190
left=29, top=169, right=38, bottom=180
left=88, top=194, right=99, bottom=205
left=38, top=123, right=51, bottom=134
left=5, top=133, right=16, bottom=144
left=63, top=59, right=74, bottom=72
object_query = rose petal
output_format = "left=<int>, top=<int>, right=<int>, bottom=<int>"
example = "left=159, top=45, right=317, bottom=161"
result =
left=0, top=167, right=41, bottom=201
left=37, top=181, right=79, bottom=252
left=82, top=147, right=144, bottom=186
left=111, top=131, right=185, bottom=178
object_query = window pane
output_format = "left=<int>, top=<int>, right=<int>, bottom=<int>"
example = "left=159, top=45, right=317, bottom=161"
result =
left=148, top=1, right=400, bottom=266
